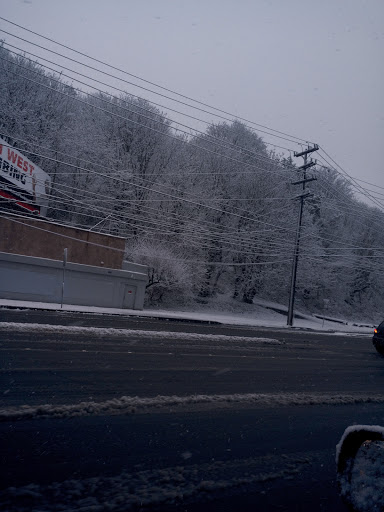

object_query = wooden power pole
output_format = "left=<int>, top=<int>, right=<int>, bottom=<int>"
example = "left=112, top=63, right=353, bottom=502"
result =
left=287, top=144, right=319, bottom=327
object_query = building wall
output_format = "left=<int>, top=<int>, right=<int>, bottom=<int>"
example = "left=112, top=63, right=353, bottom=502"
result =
left=0, top=215, right=125, bottom=269
left=0, top=252, right=147, bottom=310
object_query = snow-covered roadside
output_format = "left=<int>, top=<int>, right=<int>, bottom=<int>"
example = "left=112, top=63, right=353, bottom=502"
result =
left=0, top=322, right=283, bottom=345
left=0, top=298, right=375, bottom=333
left=2, top=392, right=384, bottom=422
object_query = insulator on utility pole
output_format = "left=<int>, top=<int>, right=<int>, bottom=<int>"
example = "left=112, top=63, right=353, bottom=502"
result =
left=287, top=144, right=318, bottom=327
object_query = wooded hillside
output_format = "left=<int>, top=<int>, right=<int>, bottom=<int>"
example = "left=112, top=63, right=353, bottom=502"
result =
left=1, top=44, right=383, bottom=321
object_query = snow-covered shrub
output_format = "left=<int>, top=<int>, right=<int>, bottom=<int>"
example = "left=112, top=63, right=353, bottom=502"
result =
left=127, top=241, right=194, bottom=305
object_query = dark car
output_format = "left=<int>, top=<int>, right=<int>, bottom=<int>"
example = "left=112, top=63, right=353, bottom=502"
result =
left=373, top=321, right=384, bottom=355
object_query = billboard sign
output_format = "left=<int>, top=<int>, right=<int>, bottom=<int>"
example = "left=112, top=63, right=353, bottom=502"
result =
left=0, top=140, right=51, bottom=212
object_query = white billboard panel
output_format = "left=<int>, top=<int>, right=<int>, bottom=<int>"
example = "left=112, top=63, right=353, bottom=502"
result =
left=0, top=141, right=51, bottom=207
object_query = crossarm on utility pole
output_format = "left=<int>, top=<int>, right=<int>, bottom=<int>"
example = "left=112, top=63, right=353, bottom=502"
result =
left=294, top=144, right=319, bottom=158
left=291, top=177, right=317, bottom=186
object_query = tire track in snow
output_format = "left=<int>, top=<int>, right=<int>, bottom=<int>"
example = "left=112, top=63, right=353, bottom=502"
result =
left=0, top=452, right=314, bottom=511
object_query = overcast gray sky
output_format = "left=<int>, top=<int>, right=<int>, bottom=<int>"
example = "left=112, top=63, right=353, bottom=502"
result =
left=0, top=0, right=383, bottom=203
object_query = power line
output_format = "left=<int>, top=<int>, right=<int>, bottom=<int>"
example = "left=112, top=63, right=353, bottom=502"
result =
left=10, top=170, right=382, bottom=262
left=315, top=174, right=384, bottom=229
left=313, top=162, right=384, bottom=230
left=4, top=40, right=382, bottom=226
left=1, top=25, right=383, bottom=266
left=5, top=20, right=381, bottom=208
left=300, top=255, right=384, bottom=273
left=0, top=140, right=301, bottom=236
left=42, top=181, right=296, bottom=254
left=318, top=148, right=384, bottom=211
left=0, top=157, right=297, bottom=258
left=4, top=211, right=381, bottom=272
left=43, top=194, right=289, bottom=255
left=0, top=212, right=296, bottom=267
left=1, top=52, right=291, bottom=170
left=0, top=165, right=296, bottom=260
left=0, top=133, right=298, bottom=252
left=1, top=64, right=298, bottom=203
left=0, top=127, right=296, bottom=237
left=43, top=173, right=384, bottom=255
left=7, top=122, right=383, bottom=226
left=1, top=41, right=296, bottom=155
left=0, top=17, right=311, bottom=145
left=0, top=29, right=301, bottom=149
left=354, top=177, right=384, bottom=191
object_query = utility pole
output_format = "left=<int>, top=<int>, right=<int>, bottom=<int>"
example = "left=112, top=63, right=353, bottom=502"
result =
left=287, top=144, right=319, bottom=326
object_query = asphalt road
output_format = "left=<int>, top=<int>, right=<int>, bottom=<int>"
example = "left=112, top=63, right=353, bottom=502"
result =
left=0, top=308, right=383, bottom=511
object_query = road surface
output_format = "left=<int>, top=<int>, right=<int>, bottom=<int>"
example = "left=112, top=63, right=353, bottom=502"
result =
left=0, top=308, right=383, bottom=511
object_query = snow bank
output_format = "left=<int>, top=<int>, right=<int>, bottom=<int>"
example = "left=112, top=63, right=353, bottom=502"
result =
left=336, top=425, right=384, bottom=464
left=349, top=440, right=384, bottom=511
left=2, top=392, right=384, bottom=422
left=336, top=425, right=384, bottom=512
left=0, top=322, right=284, bottom=348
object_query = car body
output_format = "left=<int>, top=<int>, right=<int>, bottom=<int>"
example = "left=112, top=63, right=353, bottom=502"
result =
left=373, top=321, right=384, bottom=355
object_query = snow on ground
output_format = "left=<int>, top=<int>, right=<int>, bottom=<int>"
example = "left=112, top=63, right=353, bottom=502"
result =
left=2, top=392, right=384, bottom=422
left=336, top=425, right=384, bottom=465
left=0, top=322, right=283, bottom=345
left=348, top=439, right=384, bottom=511
left=336, top=425, right=384, bottom=512
left=0, top=298, right=375, bottom=333
left=0, top=452, right=314, bottom=512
